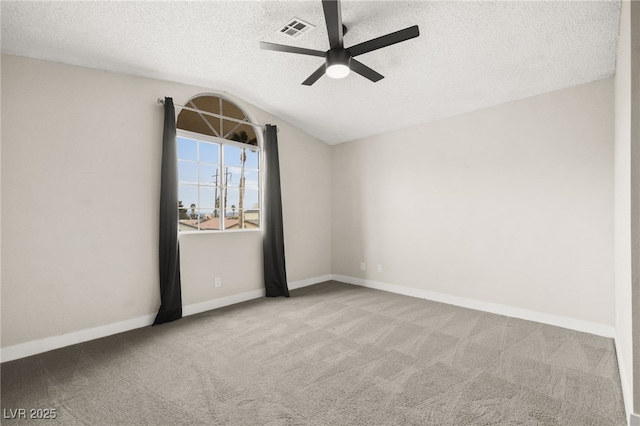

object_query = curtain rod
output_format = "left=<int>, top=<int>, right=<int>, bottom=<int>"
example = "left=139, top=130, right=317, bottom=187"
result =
left=157, top=98, right=269, bottom=131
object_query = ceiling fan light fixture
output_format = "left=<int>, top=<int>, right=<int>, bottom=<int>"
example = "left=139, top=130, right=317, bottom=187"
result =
left=325, top=49, right=351, bottom=79
left=326, top=63, right=350, bottom=79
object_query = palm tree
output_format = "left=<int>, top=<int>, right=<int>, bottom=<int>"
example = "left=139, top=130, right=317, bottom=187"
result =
left=230, top=131, right=257, bottom=228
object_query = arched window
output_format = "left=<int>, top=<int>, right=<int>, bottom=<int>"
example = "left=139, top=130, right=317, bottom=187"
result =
left=176, top=94, right=260, bottom=232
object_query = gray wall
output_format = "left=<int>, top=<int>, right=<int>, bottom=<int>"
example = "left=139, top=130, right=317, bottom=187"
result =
left=331, top=78, right=615, bottom=327
left=614, top=1, right=640, bottom=419
left=1, top=55, right=332, bottom=348
left=630, top=0, right=640, bottom=416
left=614, top=0, right=634, bottom=416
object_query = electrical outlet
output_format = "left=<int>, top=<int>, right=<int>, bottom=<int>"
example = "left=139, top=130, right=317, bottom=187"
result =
left=360, top=262, right=366, bottom=271
left=377, top=264, right=383, bottom=273
left=215, top=277, right=222, bottom=288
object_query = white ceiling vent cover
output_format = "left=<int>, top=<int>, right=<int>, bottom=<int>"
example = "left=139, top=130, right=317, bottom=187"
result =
left=278, top=18, right=315, bottom=38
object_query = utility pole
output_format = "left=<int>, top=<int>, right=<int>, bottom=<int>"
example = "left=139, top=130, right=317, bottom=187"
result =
left=213, top=169, right=219, bottom=217
left=224, top=166, right=232, bottom=221
left=212, top=167, right=232, bottom=220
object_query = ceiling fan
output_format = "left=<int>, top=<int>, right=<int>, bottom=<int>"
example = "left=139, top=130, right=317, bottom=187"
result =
left=260, top=0, right=420, bottom=86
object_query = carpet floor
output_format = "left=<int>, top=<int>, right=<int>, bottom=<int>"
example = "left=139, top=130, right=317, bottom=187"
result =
left=1, top=281, right=627, bottom=425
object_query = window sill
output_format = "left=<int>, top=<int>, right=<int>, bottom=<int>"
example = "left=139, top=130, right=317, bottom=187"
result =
left=178, top=228, right=263, bottom=236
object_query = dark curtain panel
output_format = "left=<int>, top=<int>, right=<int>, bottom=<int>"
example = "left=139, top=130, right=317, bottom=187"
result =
left=263, top=125, right=290, bottom=297
left=154, top=97, right=183, bottom=325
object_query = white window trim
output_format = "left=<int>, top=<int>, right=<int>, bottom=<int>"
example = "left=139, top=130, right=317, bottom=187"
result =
left=177, top=129, right=262, bottom=234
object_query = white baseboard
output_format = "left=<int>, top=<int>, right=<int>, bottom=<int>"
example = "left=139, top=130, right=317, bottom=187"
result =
left=288, top=274, right=332, bottom=290
left=615, top=334, right=633, bottom=425
left=332, top=275, right=616, bottom=338
left=0, top=274, right=615, bottom=362
left=0, top=313, right=156, bottom=363
left=182, top=289, right=265, bottom=317
left=0, top=275, right=332, bottom=363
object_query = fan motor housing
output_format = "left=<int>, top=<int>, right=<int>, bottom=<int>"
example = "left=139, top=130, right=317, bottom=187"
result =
left=326, top=48, right=351, bottom=67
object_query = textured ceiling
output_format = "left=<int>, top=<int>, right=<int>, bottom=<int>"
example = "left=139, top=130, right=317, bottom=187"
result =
left=1, top=1, right=621, bottom=145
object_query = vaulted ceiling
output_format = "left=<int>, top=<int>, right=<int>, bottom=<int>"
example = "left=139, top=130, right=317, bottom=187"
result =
left=1, top=1, right=621, bottom=144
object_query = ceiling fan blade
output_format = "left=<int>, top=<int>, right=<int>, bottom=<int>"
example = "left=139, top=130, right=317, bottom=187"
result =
left=350, top=59, right=384, bottom=82
left=302, top=64, right=327, bottom=86
left=348, top=25, right=420, bottom=57
left=322, top=0, right=344, bottom=49
left=260, top=41, right=326, bottom=57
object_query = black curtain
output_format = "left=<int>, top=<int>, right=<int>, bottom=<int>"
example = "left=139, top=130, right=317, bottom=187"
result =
left=263, top=125, right=290, bottom=297
left=154, top=97, right=183, bottom=325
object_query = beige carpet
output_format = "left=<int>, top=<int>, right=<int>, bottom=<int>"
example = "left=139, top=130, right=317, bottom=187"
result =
left=1, top=281, right=627, bottom=425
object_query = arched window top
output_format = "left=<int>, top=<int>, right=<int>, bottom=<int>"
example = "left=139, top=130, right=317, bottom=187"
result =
left=177, top=94, right=257, bottom=146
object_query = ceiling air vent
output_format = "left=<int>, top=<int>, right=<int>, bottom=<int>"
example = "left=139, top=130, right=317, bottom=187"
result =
left=279, top=18, right=314, bottom=38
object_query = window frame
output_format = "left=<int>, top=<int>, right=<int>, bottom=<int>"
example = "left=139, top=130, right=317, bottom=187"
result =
left=177, top=128, right=262, bottom=234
